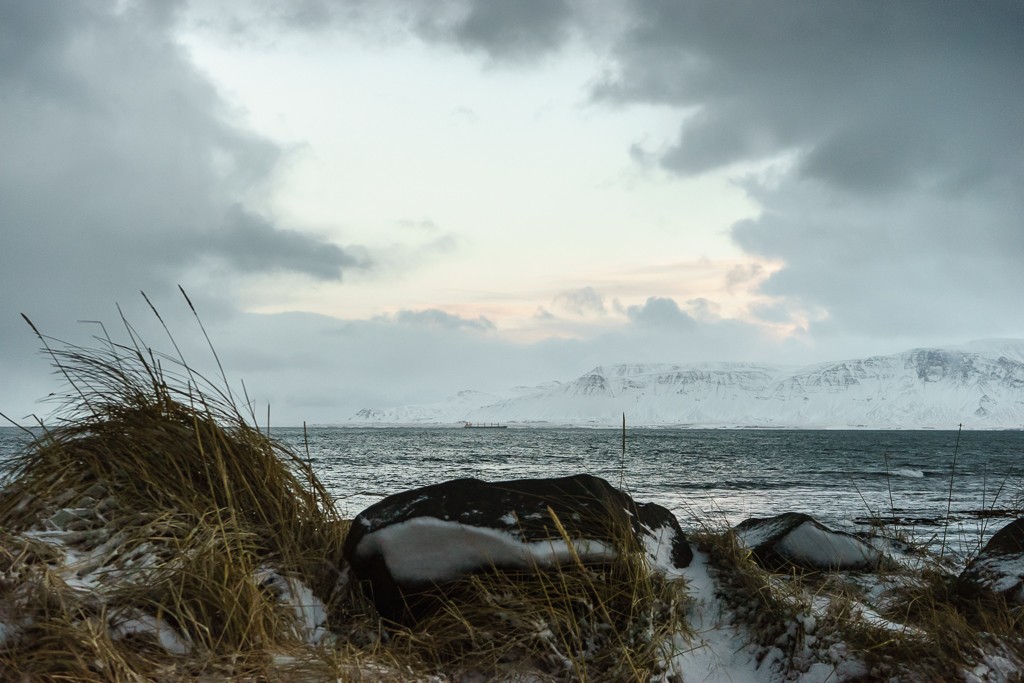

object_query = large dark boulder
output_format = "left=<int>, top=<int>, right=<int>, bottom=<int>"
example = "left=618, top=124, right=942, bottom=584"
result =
left=734, top=512, right=881, bottom=571
left=343, top=473, right=692, bottom=621
left=958, top=518, right=1024, bottom=604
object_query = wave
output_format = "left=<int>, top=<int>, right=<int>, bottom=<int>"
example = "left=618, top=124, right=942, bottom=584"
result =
left=668, top=480, right=793, bottom=491
left=807, top=468, right=929, bottom=480
left=893, top=468, right=925, bottom=478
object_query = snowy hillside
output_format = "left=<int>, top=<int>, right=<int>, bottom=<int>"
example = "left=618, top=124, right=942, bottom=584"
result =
left=348, top=340, right=1024, bottom=428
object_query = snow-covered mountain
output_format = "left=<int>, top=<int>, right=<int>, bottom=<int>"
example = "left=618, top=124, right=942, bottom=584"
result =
left=348, top=340, right=1024, bottom=429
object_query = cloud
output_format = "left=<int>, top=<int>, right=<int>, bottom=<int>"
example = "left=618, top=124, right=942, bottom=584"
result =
left=724, top=263, right=764, bottom=293
left=222, top=0, right=582, bottom=63
left=214, top=205, right=367, bottom=280
left=179, top=1, right=1023, bottom=355
left=206, top=309, right=521, bottom=421
left=731, top=174, right=1024, bottom=340
left=419, top=0, right=574, bottom=61
left=4, top=289, right=819, bottom=426
left=390, top=309, right=496, bottom=332
left=625, top=297, right=696, bottom=330
left=685, top=298, right=720, bottom=322
left=0, top=1, right=369, bottom=417
left=6, top=0, right=1022, bottom=426
left=598, top=2, right=1023, bottom=188
left=0, top=3, right=359, bottom=322
left=553, top=287, right=607, bottom=316
left=748, top=300, right=800, bottom=326
left=203, top=300, right=796, bottom=422
left=592, top=1, right=1024, bottom=345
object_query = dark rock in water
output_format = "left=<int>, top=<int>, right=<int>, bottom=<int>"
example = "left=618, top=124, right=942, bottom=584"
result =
left=957, top=518, right=1024, bottom=605
left=734, top=512, right=881, bottom=571
left=343, top=473, right=692, bottom=621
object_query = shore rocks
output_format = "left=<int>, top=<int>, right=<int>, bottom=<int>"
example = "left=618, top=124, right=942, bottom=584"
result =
left=734, top=512, right=882, bottom=571
left=343, top=474, right=692, bottom=621
left=957, top=518, right=1024, bottom=604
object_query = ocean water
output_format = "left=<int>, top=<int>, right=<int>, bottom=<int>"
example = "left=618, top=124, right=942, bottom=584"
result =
left=282, top=427, right=1024, bottom=558
left=3, top=426, right=1023, bottom=558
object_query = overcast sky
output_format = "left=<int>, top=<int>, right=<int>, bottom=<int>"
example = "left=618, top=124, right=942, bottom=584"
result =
left=2, top=0, right=1022, bottom=425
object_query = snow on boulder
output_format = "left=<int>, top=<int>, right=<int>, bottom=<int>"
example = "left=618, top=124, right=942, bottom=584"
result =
left=958, top=518, right=1024, bottom=605
left=734, top=512, right=881, bottom=571
left=343, top=473, right=692, bottom=621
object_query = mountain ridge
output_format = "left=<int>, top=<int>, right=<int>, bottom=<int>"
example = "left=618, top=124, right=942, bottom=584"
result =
left=347, top=339, right=1024, bottom=429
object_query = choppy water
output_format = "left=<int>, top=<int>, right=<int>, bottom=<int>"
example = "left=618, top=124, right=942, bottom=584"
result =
left=283, top=427, right=1024, bottom=558
left=4, top=426, right=1023, bottom=558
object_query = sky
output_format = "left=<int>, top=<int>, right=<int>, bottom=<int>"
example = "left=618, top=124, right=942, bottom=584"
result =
left=2, top=0, right=1022, bottom=426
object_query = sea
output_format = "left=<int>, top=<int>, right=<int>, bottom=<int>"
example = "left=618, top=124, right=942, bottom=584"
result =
left=3, top=426, right=1023, bottom=561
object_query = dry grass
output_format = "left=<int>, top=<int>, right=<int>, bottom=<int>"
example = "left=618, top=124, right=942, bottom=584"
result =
left=0, top=308, right=348, bottom=680
left=693, top=514, right=1024, bottom=681
left=829, top=565, right=1024, bottom=679
left=377, top=507, right=691, bottom=682
left=0, top=301, right=694, bottom=681
left=693, top=526, right=804, bottom=646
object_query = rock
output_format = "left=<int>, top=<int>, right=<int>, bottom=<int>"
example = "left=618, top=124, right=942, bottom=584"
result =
left=343, top=473, right=692, bottom=621
left=957, top=518, right=1024, bottom=604
left=734, top=512, right=881, bottom=571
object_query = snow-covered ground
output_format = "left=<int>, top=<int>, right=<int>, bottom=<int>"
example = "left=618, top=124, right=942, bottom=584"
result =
left=3, top=498, right=1022, bottom=681
left=348, top=339, right=1024, bottom=429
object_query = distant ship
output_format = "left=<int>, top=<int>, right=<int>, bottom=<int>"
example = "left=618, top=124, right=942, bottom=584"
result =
left=463, top=421, right=508, bottom=429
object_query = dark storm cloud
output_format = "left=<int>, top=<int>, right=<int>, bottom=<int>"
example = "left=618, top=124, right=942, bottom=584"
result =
left=215, top=206, right=367, bottom=280
left=599, top=1, right=1024, bottom=189
left=596, top=0, right=1024, bottom=342
left=730, top=176, right=1024, bottom=338
left=419, top=0, right=574, bottom=61
left=216, top=0, right=577, bottom=62
left=0, top=0, right=366, bottom=417
left=0, top=1, right=362, bottom=316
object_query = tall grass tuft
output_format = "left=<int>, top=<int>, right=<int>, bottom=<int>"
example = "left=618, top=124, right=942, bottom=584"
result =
left=0, top=305, right=347, bottom=679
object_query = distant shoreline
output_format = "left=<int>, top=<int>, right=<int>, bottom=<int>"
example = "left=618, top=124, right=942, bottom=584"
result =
left=307, top=423, right=1023, bottom=431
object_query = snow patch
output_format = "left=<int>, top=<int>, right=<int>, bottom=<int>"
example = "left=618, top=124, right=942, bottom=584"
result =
left=774, top=522, right=878, bottom=569
left=737, top=519, right=879, bottom=569
left=668, top=550, right=763, bottom=682
left=256, top=567, right=330, bottom=644
left=971, top=553, right=1024, bottom=595
left=353, top=517, right=616, bottom=583
left=112, top=611, right=191, bottom=655
left=643, top=523, right=685, bottom=575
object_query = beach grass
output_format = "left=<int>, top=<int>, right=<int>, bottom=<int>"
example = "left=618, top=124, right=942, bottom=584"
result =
left=690, top=515, right=1024, bottom=681
left=0, top=315, right=350, bottom=680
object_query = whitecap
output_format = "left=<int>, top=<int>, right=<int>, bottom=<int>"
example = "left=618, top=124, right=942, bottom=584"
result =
left=894, top=468, right=925, bottom=478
